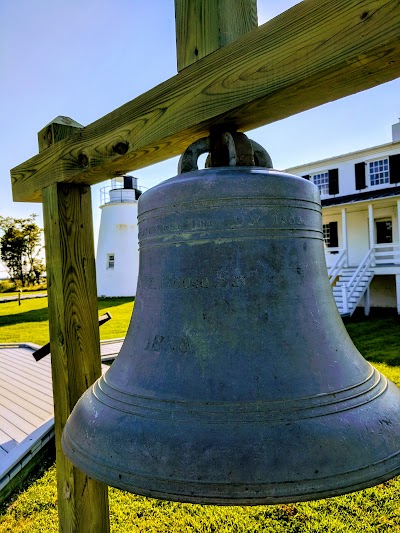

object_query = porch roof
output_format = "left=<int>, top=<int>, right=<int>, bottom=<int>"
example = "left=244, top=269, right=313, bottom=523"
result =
left=321, top=186, right=400, bottom=208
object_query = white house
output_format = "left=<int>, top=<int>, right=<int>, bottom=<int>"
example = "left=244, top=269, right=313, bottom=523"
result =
left=286, top=121, right=400, bottom=316
left=96, top=176, right=141, bottom=297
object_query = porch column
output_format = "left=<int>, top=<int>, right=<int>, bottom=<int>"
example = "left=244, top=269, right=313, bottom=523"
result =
left=397, top=200, right=400, bottom=264
left=368, top=203, right=375, bottom=266
left=364, top=287, right=370, bottom=316
left=368, top=203, right=374, bottom=246
left=341, top=207, right=348, bottom=267
left=396, top=275, right=400, bottom=315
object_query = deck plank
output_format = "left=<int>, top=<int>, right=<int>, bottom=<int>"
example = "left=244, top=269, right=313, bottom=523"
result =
left=0, top=406, right=37, bottom=435
left=0, top=359, right=52, bottom=383
left=0, top=351, right=52, bottom=378
left=0, top=439, right=18, bottom=454
left=0, top=390, right=52, bottom=421
left=0, top=378, right=53, bottom=408
left=0, top=414, right=27, bottom=443
left=0, top=395, right=45, bottom=427
left=0, top=366, right=53, bottom=395
left=0, top=341, right=120, bottom=483
left=0, top=352, right=52, bottom=375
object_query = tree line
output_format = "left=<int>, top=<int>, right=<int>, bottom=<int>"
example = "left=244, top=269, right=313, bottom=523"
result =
left=0, top=214, right=45, bottom=287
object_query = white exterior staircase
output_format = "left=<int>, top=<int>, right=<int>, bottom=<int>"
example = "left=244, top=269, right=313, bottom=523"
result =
left=327, top=248, right=375, bottom=317
left=326, top=244, right=400, bottom=316
left=332, top=266, right=374, bottom=316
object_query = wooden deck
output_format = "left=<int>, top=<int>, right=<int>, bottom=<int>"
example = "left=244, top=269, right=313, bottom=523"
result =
left=0, top=340, right=123, bottom=493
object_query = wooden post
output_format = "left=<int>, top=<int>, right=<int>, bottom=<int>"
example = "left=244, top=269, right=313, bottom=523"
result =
left=39, top=120, right=110, bottom=533
left=175, top=0, right=257, bottom=71
left=38, top=116, right=84, bottom=152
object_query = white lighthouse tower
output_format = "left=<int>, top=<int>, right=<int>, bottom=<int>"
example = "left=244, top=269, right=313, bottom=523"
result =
left=96, top=176, right=141, bottom=297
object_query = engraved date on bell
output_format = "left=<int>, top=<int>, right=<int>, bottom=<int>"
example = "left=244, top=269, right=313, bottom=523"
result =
left=145, top=334, right=191, bottom=354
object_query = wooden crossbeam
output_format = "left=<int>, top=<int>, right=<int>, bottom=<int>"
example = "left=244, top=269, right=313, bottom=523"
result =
left=11, top=0, right=400, bottom=203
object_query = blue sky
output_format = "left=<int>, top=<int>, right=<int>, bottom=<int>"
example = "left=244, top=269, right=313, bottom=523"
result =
left=1, top=0, right=399, bottom=257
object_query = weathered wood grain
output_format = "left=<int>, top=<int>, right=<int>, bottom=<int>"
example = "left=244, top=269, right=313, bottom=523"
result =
left=175, top=0, right=257, bottom=70
left=38, top=116, right=84, bottom=153
left=11, top=0, right=400, bottom=204
left=42, top=183, right=110, bottom=532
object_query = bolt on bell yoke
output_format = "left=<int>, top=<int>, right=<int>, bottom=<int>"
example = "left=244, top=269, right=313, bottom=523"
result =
left=62, top=131, right=400, bottom=505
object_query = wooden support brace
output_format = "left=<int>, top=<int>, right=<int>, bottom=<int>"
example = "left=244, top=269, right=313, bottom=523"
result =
left=11, top=0, right=400, bottom=203
left=41, top=119, right=110, bottom=532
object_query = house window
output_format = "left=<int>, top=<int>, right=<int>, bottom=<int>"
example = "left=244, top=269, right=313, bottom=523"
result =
left=368, top=158, right=389, bottom=186
left=311, top=172, right=329, bottom=195
left=323, top=224, right=331, bottom=246
left=323, top=222, right=338, bottom=248
left=107, top=254, right=115, bottom=269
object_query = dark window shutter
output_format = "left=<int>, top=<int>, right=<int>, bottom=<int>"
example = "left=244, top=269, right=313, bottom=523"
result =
left=302, top=175, right=310, bottom=180
left=328, top=168, right=339, bottom=195
left=355, top=162, right=366, bottom=190
left=329, top=222, right=338, bottom=248
left=389, top=154, right=400, bottom=184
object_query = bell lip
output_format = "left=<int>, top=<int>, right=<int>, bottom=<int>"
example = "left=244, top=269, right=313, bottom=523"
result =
left=62, top=423, right=400, bottom=505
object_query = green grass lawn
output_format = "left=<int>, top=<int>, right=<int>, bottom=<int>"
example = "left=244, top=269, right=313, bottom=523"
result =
left=0, top=304, right=399, bottom=532
left=0, top=297, right=134, bottom=346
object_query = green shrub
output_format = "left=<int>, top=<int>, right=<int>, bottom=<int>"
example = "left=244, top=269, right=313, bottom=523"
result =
left=0, top=279, right=15, bottom=293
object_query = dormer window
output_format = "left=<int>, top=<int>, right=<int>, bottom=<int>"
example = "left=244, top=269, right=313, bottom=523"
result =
left=311, top=171, right=329, bottom=195
left=368, top=158, right=389, bottom=186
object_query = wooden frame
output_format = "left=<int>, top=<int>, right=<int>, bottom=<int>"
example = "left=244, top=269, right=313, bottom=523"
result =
left=9, top=1, right=400, bottom=531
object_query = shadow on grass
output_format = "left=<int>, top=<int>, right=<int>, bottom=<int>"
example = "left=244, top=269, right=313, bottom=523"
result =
left=97, top=297, right=134, bottom=312
left=0, top=298, right=134, bottom=329
left=0, top=307, right=49, bottom=326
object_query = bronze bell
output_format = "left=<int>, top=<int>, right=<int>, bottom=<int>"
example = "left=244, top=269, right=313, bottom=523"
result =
left=62, top=133, right=400, bottom=505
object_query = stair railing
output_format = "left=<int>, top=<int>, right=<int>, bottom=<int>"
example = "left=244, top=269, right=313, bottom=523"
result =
left=373, top=243, right=400, bottom=265
left=346, top=247, right=374, bottom=304
left=326, top=248, right=346, bottom=285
